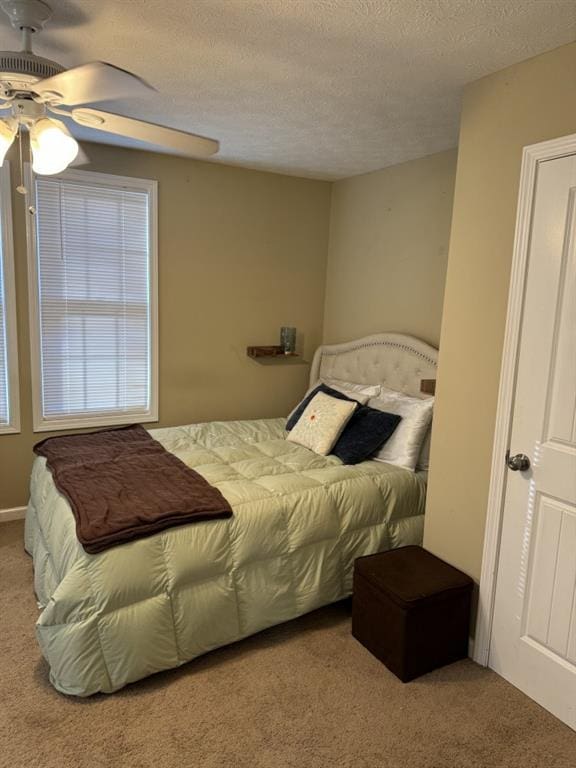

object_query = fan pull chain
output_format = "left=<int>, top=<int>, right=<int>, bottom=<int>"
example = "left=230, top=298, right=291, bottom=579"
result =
left=15, top=125, right=36, bottom=216
left=15, top=124, right=27, bottom=196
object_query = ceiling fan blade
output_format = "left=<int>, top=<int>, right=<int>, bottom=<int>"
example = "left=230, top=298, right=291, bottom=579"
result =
left=71, top=108, right=219, bottom=158
left=35, top=62, right=154, bottom=106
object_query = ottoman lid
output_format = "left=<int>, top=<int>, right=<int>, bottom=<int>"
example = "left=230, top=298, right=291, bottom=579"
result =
left=355, top=546, right=473, bottom=608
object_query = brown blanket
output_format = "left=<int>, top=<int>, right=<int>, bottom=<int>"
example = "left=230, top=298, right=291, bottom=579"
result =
left=33, top=424, right=233, bottom=554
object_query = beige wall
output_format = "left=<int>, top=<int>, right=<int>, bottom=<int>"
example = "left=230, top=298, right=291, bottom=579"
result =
left=323, top=150, right=457, bottom=346
left=0, top=143, right=331, bottom=508
left=424, top=42, right=576, bottom=582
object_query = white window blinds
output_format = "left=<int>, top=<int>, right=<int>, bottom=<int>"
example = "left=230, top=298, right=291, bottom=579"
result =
left=0, top=163, right=19, bottom=434
left=0, top=199, right=10, bottom=428
left=29, top=170, right=158, bottom=431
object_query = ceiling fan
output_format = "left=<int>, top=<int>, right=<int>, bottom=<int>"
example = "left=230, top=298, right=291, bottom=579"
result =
left=0, top=0, right=219, bottom=183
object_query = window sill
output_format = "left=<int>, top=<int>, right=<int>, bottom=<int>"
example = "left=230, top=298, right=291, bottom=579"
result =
left=0, top=424, right=21, bottom=435
left=32, top=411, right=159, bottom=433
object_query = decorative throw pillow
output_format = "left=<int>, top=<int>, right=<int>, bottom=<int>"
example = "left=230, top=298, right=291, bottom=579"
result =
left=286, top=392, right=357, bottom=456
left=286, top=383, right=365, bottom=431
left=369, top=389, right=434, bottom=471
left=331, top=405, right=402, bottom=465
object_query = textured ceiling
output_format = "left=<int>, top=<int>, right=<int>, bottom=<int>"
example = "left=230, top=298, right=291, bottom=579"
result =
left=1, top=0, right=576, bottom=179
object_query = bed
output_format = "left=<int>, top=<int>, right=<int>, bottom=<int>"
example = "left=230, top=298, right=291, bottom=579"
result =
left=24, top=333, right=438, bottom=696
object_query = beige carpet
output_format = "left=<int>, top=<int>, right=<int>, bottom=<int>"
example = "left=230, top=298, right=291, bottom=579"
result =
left=1, top=520, right=574, bottom=768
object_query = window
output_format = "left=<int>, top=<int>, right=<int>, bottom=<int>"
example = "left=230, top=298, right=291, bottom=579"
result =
left=27, top=169, right=158, bottom=432
left=0, top=162, right=20, bottom=434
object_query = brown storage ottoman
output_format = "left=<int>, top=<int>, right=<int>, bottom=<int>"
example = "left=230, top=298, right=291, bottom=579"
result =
left=352, top=545, right=473, bottom=682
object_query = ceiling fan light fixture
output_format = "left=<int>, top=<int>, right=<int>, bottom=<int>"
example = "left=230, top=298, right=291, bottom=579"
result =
left=30, top=117, right=78, bottom=175
left=0, top=118, right=17, bottom=166
left=0, top=0, right=220, bottom=183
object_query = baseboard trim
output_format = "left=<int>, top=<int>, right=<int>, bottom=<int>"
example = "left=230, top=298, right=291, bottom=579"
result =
left=0, top=506, right=26, bottom=522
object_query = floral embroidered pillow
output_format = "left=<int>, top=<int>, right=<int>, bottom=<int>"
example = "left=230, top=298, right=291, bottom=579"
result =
left=286, top=392, right=357, bottom=456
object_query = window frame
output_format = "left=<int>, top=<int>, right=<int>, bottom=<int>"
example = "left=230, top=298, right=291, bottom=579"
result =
left=0, top=162, right=20, bottom=435
left=26, top=166, right=159, bottom=432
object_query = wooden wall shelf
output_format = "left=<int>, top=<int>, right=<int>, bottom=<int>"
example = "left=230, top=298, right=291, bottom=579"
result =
left=247, top=345, right=299, bottom=359
left=420, top=379, right=436, bottom=395
left=247, top=345, right=306, bottom=366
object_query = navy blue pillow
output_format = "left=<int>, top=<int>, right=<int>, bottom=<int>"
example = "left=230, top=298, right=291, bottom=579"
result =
left=286, top=383, right=361, bottom=431
left=331, top=405, right=401, bottom=465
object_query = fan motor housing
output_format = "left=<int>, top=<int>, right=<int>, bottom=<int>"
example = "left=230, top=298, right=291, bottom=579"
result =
left=0, top=50, right=64, bottom=96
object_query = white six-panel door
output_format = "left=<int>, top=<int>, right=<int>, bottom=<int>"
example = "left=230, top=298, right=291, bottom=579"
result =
left=490, top=152, right=576, bottom=730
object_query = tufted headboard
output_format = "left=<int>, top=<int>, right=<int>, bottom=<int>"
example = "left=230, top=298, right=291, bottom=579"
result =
left=309, top=333, right=438, bottom=399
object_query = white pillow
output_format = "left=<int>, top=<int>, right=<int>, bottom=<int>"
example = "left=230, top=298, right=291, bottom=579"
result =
left=287, top=392, right=357, bottom=455
left=417, top=426, right=432, bottom=471
left=322, top=379, right=382, bottom=405
left=322, top=378, right=381, bottom=400
left=369, top=388, right=434, bottom=470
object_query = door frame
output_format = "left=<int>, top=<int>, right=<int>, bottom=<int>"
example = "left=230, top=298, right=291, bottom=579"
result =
left=474, top=131, right=576, bottom=667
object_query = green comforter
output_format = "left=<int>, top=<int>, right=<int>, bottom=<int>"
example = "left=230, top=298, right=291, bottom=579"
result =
left=25, top=418, right=426, bottom=696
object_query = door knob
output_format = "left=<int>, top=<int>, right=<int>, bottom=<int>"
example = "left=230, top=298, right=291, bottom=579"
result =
left=506, top=452, right=531, bottom=472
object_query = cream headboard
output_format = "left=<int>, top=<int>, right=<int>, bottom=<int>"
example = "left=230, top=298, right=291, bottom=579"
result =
left=309, top=333, right=438, bottom=399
